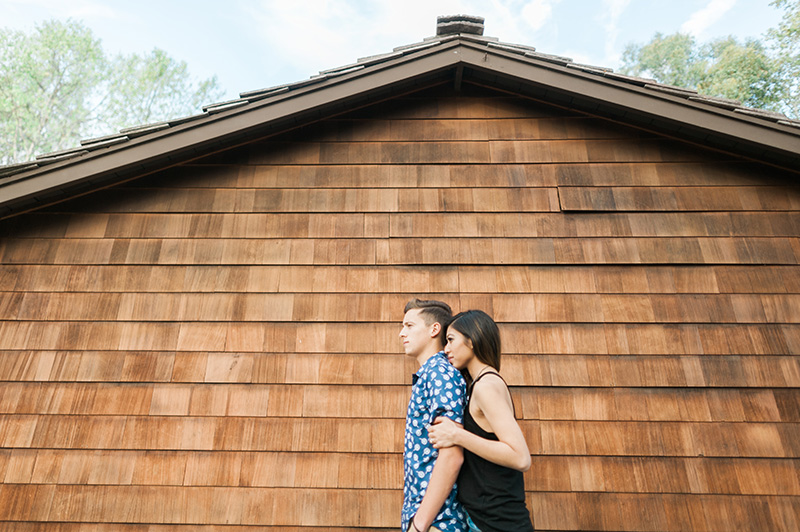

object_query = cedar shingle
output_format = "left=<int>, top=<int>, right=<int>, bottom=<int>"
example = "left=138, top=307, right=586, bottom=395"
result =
left=20, top=210, right=800, bottom=239
left=8, top=235, right=800, bottom=265
left=560, top=186, right=800, bottom=211
left=6, top=322, right=800, bottom=354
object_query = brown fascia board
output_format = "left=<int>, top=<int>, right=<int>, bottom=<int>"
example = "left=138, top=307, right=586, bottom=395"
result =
left=2, top=39, right=799, bottom=217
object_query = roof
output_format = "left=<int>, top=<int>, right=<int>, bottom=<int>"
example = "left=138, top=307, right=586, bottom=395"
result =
left=2, top=14, right=799, bottom=218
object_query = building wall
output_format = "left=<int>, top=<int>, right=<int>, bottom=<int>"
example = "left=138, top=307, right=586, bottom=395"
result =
left=0, top=83, right=799, bottom=530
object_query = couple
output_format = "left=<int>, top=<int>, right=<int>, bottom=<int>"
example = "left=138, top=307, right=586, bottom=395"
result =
left=400, top=298, right=535, bottom=532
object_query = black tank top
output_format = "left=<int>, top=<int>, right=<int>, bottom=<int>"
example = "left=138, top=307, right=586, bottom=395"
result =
left=457, top=372, right=535, bottom=532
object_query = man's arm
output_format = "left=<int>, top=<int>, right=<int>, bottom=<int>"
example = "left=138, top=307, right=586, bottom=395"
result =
left=411, top=445, right=463, bottom=530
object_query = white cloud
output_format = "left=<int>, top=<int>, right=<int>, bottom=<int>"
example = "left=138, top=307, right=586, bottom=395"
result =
left=681, top=0, right=737, bottom=36
left=520, top=0, right=561, bottom=31
left=3, top=0, right=121, bottom=21
left=243, top=0, right=536, bottom=84
left=244, top=0, right=473, bottom=80
left=600, top=0, right=631, bottom=64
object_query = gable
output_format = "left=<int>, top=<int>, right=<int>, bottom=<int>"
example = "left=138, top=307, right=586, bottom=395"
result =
left=2, top=32, right=800, bottom=220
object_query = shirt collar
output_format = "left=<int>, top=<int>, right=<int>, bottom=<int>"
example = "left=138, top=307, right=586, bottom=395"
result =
left=412, top=351, right=446, bottom=384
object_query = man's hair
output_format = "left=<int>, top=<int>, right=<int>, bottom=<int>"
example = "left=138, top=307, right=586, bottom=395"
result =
left=404, top=298, right=452, bottom=346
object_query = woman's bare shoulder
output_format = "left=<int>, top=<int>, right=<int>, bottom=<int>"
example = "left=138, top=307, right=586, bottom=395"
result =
left=472, top=372, right=509, bottom=399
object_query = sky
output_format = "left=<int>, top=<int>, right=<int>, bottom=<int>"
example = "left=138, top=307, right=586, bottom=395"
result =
left=1, top=0, right=787, bottom=104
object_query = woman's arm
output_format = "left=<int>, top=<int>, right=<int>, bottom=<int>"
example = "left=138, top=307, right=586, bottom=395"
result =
left=429, top=376, right=531, bottom=472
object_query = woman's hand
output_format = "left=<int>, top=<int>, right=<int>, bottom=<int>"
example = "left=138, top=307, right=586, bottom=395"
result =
left=427, top=417, right=463, bottom=449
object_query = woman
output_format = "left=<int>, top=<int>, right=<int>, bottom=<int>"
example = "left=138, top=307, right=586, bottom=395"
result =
left=427, top=310, right=534, bottom=532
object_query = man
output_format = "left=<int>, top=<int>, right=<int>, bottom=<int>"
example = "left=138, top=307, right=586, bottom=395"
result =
left=399, top=298, right=467, bottom=532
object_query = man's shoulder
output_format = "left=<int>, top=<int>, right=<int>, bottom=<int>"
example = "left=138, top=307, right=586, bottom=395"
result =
left=422, top=353, right=465, bottom=384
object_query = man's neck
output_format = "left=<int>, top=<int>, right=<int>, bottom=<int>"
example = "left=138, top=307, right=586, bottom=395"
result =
left=416, top=345, right=442, bottom=367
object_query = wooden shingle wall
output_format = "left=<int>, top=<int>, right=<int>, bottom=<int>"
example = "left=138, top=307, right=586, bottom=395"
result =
left=1, top=82, right=799, bottom=530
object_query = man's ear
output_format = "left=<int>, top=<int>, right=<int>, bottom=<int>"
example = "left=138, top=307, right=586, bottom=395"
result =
left=429, top=321, right=441, bottom=339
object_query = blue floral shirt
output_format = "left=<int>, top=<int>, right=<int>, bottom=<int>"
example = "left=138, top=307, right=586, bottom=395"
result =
left=402, top=351, right=468, bottom=532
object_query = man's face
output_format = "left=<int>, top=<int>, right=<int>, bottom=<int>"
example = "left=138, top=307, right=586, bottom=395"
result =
left=399, top=308, right=437, bottom=358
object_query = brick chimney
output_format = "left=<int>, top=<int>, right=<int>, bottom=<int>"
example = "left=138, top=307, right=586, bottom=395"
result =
left=436, top=14, right=485, bottom=36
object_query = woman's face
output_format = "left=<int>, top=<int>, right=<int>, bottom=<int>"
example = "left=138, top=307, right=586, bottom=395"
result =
left=444, top=327, right=474, bottom=370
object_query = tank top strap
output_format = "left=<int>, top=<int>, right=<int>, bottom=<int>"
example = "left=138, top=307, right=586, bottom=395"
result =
left=468, top=370, right=516, bottom=418
left=470, top=370, right=504, bottom=390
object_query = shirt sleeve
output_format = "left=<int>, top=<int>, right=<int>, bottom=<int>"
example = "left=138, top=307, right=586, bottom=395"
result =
left=425, top=362, right=466, bottom=424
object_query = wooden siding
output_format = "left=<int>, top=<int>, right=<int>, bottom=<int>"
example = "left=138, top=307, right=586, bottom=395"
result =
left=1, top=82, right=799, bottom=530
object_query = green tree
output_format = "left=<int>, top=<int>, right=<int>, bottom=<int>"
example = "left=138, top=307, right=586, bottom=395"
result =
left=700, top=36, right=782, bottom=109
left=767, top=0, right=800, bottom=117
left=99, top=49, right=222, bottom=134
left=621, top=32, right=784, bottom=112
left=620, top=1, right=800, bottom=118
left=0, top=19, right=224, bottom=165
left=620, top=33, right=704, bottom=89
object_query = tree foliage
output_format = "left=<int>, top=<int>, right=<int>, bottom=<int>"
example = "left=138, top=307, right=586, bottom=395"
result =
left=100, top=49, right=222, bottom=134
left=621, top=33, right=703, bottom=88
left=768, top=0, right=800, bottom=117
left=620, top=1, right=799, bottom=118
left=0, top=19, right=224, bottom=165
